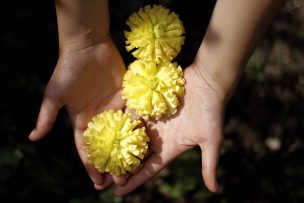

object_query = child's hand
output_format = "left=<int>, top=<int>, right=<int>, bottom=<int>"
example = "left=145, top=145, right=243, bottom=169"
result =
left=29, top=36, right=127, bottom=189
left=115, top=64, right=226, bottom=195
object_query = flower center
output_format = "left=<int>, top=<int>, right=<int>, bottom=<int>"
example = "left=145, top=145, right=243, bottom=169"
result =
left=153, top=24, right=166, bottom=39
left=112, top=132, right=122, bottom=149
left=150, top=77, right=160, bottom=90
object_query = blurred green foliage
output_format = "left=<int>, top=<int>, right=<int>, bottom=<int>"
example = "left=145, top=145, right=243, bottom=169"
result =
left=1, top=0, right=304, bottom=203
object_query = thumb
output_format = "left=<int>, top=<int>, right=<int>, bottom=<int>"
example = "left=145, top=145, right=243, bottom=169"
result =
left=29, top=94, right=61, bottom=141
left=199, top=136, right=222, bottom=193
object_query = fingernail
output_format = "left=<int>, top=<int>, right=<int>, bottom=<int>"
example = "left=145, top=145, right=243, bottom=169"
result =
left=93, top=178, right=104, bottom=186
left=94, top=183, right=105, bottom=190
left=28, top=129, right=36, bottom=139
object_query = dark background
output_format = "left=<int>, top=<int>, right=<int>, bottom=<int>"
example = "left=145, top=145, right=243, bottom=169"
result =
left=1, top=0, right=304, bottom=202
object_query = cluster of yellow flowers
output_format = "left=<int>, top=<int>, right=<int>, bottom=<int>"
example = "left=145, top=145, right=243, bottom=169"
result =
left=123, top=4, right=186, bottom=120
left=84, top=4, right=185, bottom=175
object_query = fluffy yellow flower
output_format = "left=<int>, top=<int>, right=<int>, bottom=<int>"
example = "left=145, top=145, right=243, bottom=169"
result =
left=125, top=4, right=185, bottom=63
left=122, top=60, right=185, bottom=120
left=83, top=110, right=149, bottom=176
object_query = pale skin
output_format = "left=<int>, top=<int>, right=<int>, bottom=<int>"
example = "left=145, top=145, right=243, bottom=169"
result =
left=29, top=0, right=287, bottom=196
left=114, top=0, right=287, bottom=195
left=28, top=0, right=127, bottom=188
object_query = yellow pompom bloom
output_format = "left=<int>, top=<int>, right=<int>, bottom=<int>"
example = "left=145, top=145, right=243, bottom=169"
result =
left=125, top=4, right=185, bottom=63
left=83, top=110, right=149, bottom=176
left=122, top=60, right=185, bottom=120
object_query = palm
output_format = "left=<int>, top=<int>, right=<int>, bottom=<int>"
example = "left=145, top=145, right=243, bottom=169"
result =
left=115, top=65, right=225, bottom=195
left=30, top=38, right=126, bottom=187
left=51, top=42, right=125, bottom=130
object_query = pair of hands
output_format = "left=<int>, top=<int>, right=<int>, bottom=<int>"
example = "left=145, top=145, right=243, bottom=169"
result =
left=29, top=36, right=225, bottom=196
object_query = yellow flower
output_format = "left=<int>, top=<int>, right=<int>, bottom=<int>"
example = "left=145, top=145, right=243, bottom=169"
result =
left=83, top=110, right=149, bottom=176
left=125, top=4, right=185, bottom=63
left=122, top=60, right=185, bottom=120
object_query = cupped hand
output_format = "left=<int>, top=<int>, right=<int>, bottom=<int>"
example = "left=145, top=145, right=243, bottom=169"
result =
left=115, top=63, right=227, bottom=196
left=29, top=36, right=127, bottom=188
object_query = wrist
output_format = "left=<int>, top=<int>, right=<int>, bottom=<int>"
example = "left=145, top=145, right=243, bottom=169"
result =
left=56, top=35, right=116, bottom=64
left=58, top=32, right=111, bottom=53
left=192, top=55, right=243, bottom=102
left=55, top=0, right=110, bottom=51
left=192, top=0, right=287, bottom=102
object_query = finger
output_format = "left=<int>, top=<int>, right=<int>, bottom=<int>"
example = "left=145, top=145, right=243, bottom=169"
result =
left=29, top=95, right=61, bottom=141
left=112, top=175, right=127, bottom=186
left=199, top=140, right=222, bottom=193
left=74, top=129, right=104, bottom=186
left=114, top=153, right=169, bottom=196
left=95, top=174, right=113, bottom=190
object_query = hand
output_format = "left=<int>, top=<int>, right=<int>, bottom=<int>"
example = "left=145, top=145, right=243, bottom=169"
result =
left=29, top=36, right=127, bottom=188
left=115, top=64, right=227, bottom=195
